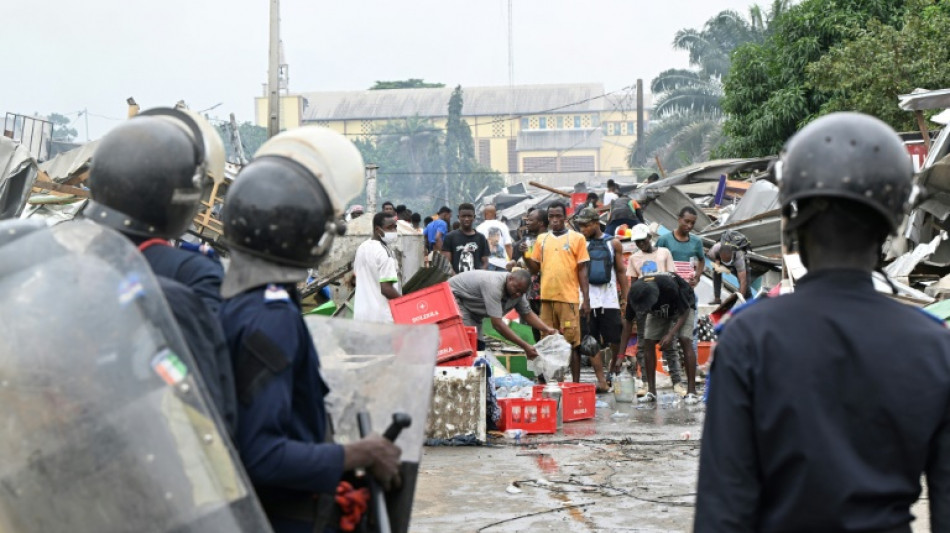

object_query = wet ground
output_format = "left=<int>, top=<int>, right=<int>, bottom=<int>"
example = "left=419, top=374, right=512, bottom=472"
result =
left=411, top=370, right=933, bottom=532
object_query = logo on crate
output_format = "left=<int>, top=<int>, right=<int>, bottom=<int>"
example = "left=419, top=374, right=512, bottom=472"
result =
left=412, top=310, right=440, bottom=323
left=437, top=345, right=455, bottom=356
left=573, top=408, right=589, bottom=415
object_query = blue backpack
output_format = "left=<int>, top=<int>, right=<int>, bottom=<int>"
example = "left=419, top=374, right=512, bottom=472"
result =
left=587, top=235, right=614, bottom=285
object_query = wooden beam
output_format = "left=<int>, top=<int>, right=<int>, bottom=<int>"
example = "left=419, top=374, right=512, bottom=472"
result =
left=64, top=169, right=90, bottom=186
left=32, top=171, right=90, bottom=197
left=915, top=110, right=932, bottom=156
left=654, top=156, right=667, bottom=179
left=527, top=180, right=571, bottom=198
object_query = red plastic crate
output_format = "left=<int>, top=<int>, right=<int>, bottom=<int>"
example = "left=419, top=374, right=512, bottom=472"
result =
left=464, top=326, right=478, bottom=353
left=389, top=282, right=460, bottom=325
left=435, top=316, right=475, bottom=366
left=567, top=192, right=588, bottom=215
left=532, top=382, right=596, bottom=422
left=497, top=397, right=557, bottom=434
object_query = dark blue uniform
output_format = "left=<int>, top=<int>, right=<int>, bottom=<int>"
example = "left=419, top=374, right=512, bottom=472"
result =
left=156, top=276, right=238, bottom=437
left=696, top=270, right=950, bottom=532
left=142, top=244, right=224, bottom=315
left=220, top=284, right=344, bottom=533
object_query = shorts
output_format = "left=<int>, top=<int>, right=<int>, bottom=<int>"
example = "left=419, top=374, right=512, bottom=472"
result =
left=540, top=300, right=581, bottom=347
left=644, top=308, right=696, bottom=341
left=582, top=308, right=621, bottom=345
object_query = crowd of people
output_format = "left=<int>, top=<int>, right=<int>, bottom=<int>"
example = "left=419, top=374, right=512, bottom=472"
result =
left=351, top=186, right=749, bottom=407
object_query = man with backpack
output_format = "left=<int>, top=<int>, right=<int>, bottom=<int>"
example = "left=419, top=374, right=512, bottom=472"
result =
left=605, top=190, right=644, bottom=237
left=576, top=208, right=629, bottom=393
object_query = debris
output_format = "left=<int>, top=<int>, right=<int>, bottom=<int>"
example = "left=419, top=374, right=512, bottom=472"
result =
left=505, top=484, right=523, bottom=494
left=609, top=412, right=630, bottom=419
left=681, top=431, right=692, bottom=441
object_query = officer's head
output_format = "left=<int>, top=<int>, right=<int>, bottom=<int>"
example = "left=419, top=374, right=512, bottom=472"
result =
left=222, top=126, right=364, bottom=269
left=777, top=112, right=913, bottom=269
left=86, top=107, right=224, bottom=240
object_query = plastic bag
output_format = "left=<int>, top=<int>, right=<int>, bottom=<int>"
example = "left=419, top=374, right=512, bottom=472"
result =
left=527, top=334, right=572, bottom=381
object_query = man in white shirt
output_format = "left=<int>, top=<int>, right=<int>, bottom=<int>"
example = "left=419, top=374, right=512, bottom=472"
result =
left=576, top=208, right=628, bottom=393
left=602, top=179, right=620, bottom=206
left=353, top=212, right=401, bottom=322
left=476, top=204, right=513, bottom=271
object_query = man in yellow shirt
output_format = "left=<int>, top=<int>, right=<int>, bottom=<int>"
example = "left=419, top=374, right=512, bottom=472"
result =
left=525, top=201, right=591, bottom=383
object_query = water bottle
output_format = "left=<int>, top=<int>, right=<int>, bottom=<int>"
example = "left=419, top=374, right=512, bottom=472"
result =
left=614, top=372, right=634, bottom=403
left=504, top=429, right=525, bottom=442
left=542, top=382, right=563, bottom=429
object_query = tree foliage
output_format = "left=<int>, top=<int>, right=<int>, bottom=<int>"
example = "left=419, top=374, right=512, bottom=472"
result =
left=48, top=113, right=78, bottom=142
left=214, top=121, right=267, bottom=162
left=353, top=86, right=503, bottom=214
left=369, top=79, right=445, bottom=90
left=631, top=2, right=789, bottom=173
left=718, top=0, right=905, bottom=157
left=806, top=0, right=950, bottom=130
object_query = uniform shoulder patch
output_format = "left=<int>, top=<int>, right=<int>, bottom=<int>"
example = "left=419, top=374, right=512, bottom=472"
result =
left=264, top=284, right=291, bottom=302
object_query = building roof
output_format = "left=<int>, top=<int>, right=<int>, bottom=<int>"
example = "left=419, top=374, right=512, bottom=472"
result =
left=300, top=83, right=609, bottom=121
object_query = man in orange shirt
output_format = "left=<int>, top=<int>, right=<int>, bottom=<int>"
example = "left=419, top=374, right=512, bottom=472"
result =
left=525, top=201, right=591, bottom=383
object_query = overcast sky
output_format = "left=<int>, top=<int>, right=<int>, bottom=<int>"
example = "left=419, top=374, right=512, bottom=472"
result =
left=5, top=0, right=760, bottom=139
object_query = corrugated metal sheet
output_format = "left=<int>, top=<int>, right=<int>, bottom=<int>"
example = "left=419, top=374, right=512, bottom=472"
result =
left=38, top=140, right=98, bottom=183
left=516, top=129, right=602, bottom=151
left=301, top=83, right=607, bottom=121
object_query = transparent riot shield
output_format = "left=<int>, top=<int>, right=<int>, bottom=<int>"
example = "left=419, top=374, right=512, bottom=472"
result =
left=305, top=316, right=439, bottom=533
left=0, top=220, right=271, bottom=533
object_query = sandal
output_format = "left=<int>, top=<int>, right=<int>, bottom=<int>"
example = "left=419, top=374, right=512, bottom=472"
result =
left=638, top=392, right=656, bottom=404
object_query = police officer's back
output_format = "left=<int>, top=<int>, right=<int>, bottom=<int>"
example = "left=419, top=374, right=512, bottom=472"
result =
left=218, top=127, right=401, bottom=533
left=85, top=108, right=236, bottom=435
left=696, top=113, right=950, bottom=532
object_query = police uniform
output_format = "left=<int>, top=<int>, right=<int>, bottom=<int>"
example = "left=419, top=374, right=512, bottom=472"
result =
left=220, top=283, right=343, bottom=533
left=143, top=243, right=225, bottom=315
left=696, top=112, right=950, bottom=532
left=696, top=270, right=950, bottom=531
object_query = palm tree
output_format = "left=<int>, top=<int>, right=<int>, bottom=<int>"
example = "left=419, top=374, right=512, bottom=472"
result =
left=630, top=1, right=791, bottom=173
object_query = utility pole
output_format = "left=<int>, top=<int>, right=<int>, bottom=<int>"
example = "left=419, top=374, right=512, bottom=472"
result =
left=636, top=78, right=644, bottom=171
left=507, top=0, right=515, bottom=138
left=267, top=0, right=281, bottom=139
left=365, top=164, right=378, bottom=214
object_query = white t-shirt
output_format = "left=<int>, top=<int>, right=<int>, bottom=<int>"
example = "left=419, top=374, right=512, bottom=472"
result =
left=353, top=239, right=400, bottom=323
left=476, top=219, right=513, bottom=268
left=603, top=191, right=619, bottom=205
left=587, top=235, right=620, bottom=310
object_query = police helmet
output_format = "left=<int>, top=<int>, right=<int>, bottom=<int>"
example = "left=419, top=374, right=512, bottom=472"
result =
left=221, top=126, right=364, bottom=268
left=86, top=107, right=225, bottom=239
left=776, top=112, right=913, bottom=233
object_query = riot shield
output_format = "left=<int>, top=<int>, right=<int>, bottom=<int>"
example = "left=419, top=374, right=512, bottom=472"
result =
left=0, top=220, right=271, bottom=533
left=305, top=316, right=439, bottom=533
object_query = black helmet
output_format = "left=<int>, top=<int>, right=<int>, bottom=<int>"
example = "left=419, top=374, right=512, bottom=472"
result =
left=221, top=126, right=365, bottom=268
left=777, top=112, right=913, bottom=232
left=86, top=107, right=225, bottom=239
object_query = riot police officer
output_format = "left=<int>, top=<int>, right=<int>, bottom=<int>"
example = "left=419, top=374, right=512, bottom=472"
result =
left=85, top=107, right=236, bottom=435
left=219, top=126, right=401, bottom=533
left=696, top=113, right=950, bottom=532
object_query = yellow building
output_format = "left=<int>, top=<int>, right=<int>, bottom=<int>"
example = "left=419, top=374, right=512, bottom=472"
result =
left=255, top=83, right=649, bottom=185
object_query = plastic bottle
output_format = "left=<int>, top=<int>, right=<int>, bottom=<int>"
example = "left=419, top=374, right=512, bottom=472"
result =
left=542, top=382, right=563, bottom=429
left=614, top=372, right=635, bottom=403
left=504, top=429, right=525, bottom=442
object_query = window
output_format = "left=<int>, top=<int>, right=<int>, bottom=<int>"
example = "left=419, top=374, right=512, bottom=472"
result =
left=560, top=156, right=595, bottom=172
left=574, top=116, right=581, bottom=128
left=591, top=115, right=600, bottom=127
left=557, top=116, right=564, bottom=129
left=607, top=123, right=615, bottom=135
left=628, top=122, right=635, bottom=135
left=523, top=156, right=557, bottom=173
left=478, top=139, right=491, bottom=167
left=508, top=139, right=518, bottom=173
left=521, top=118, right=529, bottom=130
left=539, top=117, right=547, bottom=129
